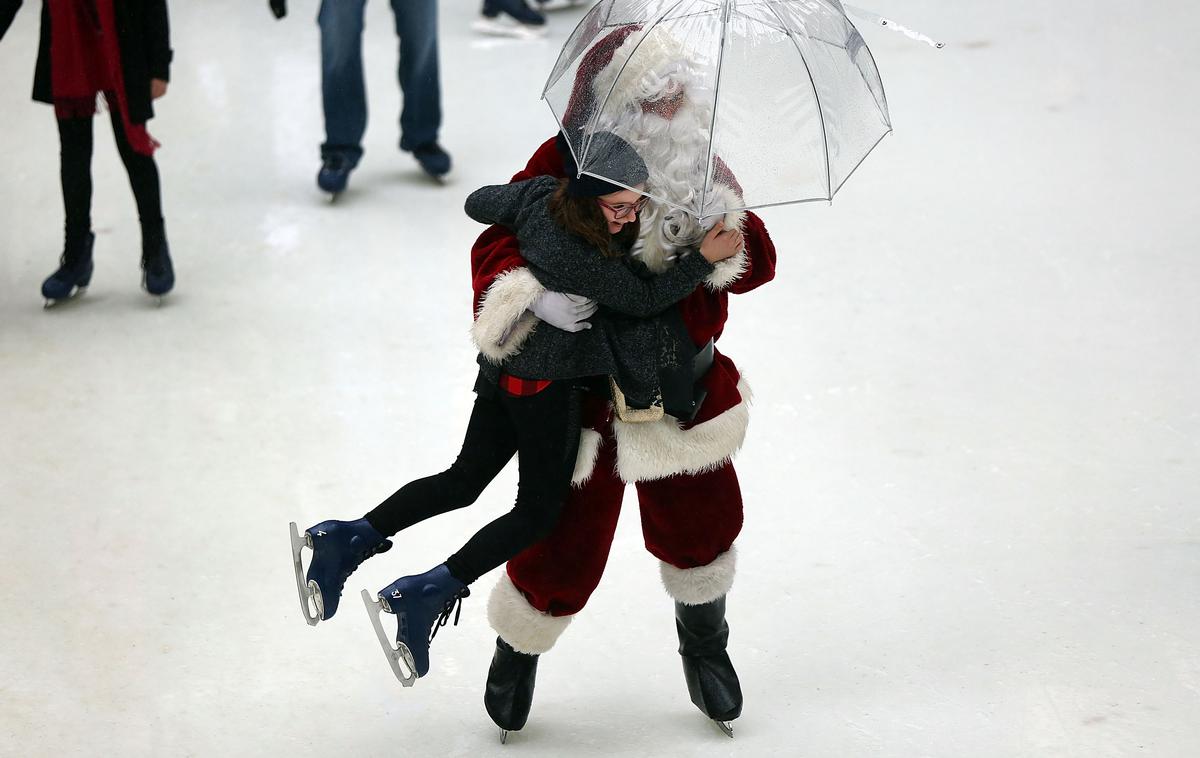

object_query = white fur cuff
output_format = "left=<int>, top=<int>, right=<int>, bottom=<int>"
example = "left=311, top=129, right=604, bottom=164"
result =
left=571, top=428, right=604, bottom=487
left=660, top=545, right=737, bottom=606
left=487, top=573, right=572, bottom=655
left=705, top=246, right=749, bottom=291
left=471, top=268, right=545, bottom=363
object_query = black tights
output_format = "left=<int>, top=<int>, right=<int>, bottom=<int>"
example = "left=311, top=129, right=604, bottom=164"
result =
left=57, top=104, right=164, bottom=247
left=365, top=380, right=583, bottom=586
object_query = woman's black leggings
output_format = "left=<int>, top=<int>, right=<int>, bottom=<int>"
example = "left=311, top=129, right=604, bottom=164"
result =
left=57, top=104, right=163, bottom=245
left=365, top=380, right=583, bottom=586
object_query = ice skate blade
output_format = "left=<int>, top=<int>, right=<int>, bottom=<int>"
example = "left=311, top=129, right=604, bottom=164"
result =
left=471, top=18, right=547, bottom=40
left=361, top=589, right=418, bottom=686
left=536, top=0, right=587, bottom=11
left=289, top=522, right=321, bottom=626
left=43, top=286, right=87, bottom=309
left=714, top=720, right=734, bottom=738
left=499, top=729, right=508, bottom=744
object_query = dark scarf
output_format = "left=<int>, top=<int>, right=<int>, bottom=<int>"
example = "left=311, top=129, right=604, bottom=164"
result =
left=49, top=0, right=157, bottom=155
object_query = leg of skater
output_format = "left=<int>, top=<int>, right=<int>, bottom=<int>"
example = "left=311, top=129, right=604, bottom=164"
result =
left=636, top=462, right=744, bottom=734
left=292, top=378, right=518, bottom=624
left=316, top=0, right=368, bottom=194
left=368, top=380, right=583, bottom=684
left=485, top=423, right=626, bottom=737
left=42, top=115, right=97, bottom=304
left=390, top=0, right=450, bottom=179
left=109, top=101, right=172, bottom=297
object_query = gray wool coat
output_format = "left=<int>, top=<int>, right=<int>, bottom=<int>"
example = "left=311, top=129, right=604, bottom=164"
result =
left=465, top=176, right=714, bottom=408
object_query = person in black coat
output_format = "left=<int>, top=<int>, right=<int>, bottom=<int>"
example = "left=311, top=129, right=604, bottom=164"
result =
left=0, top=0, right=176, bottom=304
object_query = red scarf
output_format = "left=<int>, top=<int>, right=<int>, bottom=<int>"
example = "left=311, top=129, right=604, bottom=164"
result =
left=49, top=0, right=158, bottom=155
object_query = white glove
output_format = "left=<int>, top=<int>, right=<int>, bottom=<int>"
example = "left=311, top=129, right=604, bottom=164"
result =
left=530, top=291, right=598, bottom=332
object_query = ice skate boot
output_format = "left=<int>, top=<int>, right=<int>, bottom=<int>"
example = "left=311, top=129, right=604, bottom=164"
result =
left=361, top=564, right=469, bottom=686
left=472, top=0, right=546, bottom=39
left=41, top=231, right=95, bottom=307
left=289, top=519, right=392, bottom=626
left=485, top=636, right=539, bottom=744
left=676, top=596, right=742, bottom=737
left=408, top=142, right=452, bottom=181
left=141, top=235, right=175, bottom=302
left=317, top=153, right=355, bottom=196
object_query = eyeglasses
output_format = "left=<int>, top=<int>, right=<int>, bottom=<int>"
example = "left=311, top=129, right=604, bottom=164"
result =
left=596, top=196, right=649, bottom=220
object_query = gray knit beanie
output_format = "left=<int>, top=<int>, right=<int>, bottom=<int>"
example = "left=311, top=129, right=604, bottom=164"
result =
left=566, top=131, right=649, bottom=197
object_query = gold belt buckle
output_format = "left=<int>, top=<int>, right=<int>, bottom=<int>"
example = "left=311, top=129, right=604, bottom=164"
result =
left=609, top=377, right=664, bottom=423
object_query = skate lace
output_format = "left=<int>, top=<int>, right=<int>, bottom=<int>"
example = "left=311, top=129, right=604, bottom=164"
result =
left=429, top=587, right=471, bottom=644
left=335, top=539, right=392, bottom=588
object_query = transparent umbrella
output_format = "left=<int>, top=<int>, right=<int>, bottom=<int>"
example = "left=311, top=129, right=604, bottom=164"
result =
left=544, top=0, right=891, bottom=220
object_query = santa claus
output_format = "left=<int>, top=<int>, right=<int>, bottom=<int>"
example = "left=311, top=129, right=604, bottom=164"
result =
left=468, top=24, right=777, bottom=740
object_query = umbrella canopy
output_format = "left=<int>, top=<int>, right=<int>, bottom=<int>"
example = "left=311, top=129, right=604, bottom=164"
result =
left=544, top=0, right=891, bottom=220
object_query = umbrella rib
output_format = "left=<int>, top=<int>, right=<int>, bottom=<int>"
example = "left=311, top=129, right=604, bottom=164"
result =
left=580, top=0, right=693, bottom=170
left=765, top=1, right=832, bottom=201
left=831, top=126, right=890, bottom=196
left=855, top=26, right=892, bottom=128
left=699, top=0, right=733, bottom=218
left=731, top=9, right=788, bottom=35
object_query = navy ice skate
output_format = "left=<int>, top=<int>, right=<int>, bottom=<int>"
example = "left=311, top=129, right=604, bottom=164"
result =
left=361, top=564, right=469, bottom=686
left=409, top=142, right=452, bottom=181
left=141, top=236, right=175, bottom=300
left=473, top=0, right=546, bottom=38
left=317, top=153, right=355, bottom=195
left=42, top=232, right=95, bottom=307
left=289, top=519, right=392, bottom=626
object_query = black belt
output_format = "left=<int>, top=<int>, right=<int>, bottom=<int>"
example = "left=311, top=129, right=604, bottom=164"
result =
left=659, top=336, right=714, bottom=423
left=692, top=337, right=715, bottom=382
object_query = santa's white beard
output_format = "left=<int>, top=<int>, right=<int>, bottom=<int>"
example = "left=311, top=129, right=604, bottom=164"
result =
left=596, top=103, right=719, bottom=273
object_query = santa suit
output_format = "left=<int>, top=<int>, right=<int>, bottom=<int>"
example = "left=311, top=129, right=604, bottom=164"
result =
left=469, top=25, right=778, bottom=654
left=470, top=138, right=776, bottom=653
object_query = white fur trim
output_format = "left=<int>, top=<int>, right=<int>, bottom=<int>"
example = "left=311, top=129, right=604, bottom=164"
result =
left=660, top=546, right=738, bottom=606
left=701, top=186, right=748, bottom=293
left=571, top=428, right=604, bottom=487
left=703, top=184, right=747, bottom=223
left=487, top=572, right=572, bottom=655
left=471, top=268, right=545, bottom=363
left=705, top=247, right=749, bottom=291
left=613, top=377, right=752, bottom=482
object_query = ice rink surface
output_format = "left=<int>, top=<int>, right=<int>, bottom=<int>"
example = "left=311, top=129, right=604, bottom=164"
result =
left=1, top=1, right=1198, bottom=756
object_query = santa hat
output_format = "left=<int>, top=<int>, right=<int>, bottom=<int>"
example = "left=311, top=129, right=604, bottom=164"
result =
left=562, top=24, right=642, bottom=132
left=587, top=25, right=693, bottom=116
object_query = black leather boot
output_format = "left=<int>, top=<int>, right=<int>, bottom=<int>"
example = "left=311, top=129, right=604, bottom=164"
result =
left=484, top=636, right=539, bottom=743
left=141, top=231, right=174, bottom=298
left=676, top=596, right=742, bottom=734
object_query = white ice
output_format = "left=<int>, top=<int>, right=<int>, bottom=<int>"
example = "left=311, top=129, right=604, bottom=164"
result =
left=1, top=1, right=1198, bottom=756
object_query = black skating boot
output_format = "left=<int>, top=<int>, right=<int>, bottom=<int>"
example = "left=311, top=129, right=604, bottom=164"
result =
left=676, top=596, right=742, bottom=737
left=484, top=636, right=539, bottom=743
left=41, top=231, right=95, bottom=306
left=141, top=228, right=175, bottom=300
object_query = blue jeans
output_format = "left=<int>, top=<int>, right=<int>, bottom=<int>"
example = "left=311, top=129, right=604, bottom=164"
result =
left=318, top=0, right=441, bottom=164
